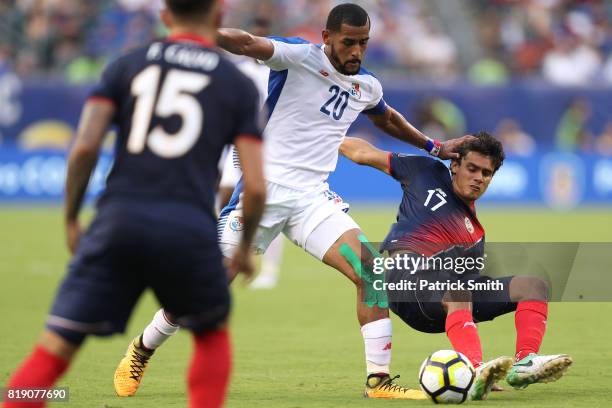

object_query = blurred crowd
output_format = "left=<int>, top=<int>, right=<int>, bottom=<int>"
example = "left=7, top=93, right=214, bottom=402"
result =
left=0, top=0, right=162, bottom=81
left=408, top=95, right=612, bottom=156
left=472, top=0, right=612, bottom=86
left=1, top=0, right=612, bottom=85
left=2, top=0, right=612, bottom=155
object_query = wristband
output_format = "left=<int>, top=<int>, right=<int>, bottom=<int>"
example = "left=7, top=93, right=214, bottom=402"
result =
left=425, top=138, right=442, bottom=157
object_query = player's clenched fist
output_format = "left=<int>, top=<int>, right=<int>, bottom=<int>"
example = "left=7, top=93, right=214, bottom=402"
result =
left=228, top=244, right=256, bottom=280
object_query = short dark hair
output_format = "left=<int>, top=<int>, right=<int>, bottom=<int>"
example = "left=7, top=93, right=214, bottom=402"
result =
left=326, top=3, right=370, bottom=32
left=457, top=131, right=505, bottom=172
left=165, top=0, right=216, bottom=19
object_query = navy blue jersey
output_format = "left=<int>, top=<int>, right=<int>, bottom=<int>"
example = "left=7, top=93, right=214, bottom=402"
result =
left=90, top=34, right=262, bottom=216
left=381, top=154, right=485, bottom=259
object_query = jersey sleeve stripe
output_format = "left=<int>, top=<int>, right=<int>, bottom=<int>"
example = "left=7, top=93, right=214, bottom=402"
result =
left=267, top=36, right=310, bottom=45
left=363, top=98, right=387, bottom=115
left=265, top=69, right=289, bottom=119
left=87, top=96, right=116, bottom=107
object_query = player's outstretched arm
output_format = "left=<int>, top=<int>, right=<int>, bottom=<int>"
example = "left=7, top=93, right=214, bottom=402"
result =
left=64, top=100, right=115, bottom=253
left=340, top=137, right=390, bottom=175
left=217, top=28, right=274, bottom=61
left=368, top=106, right=473, bottom=160
left=368, top=106, right=428, bottom=150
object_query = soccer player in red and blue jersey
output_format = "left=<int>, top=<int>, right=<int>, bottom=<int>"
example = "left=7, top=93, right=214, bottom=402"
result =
left=340, top=133, right=573, bottom=401
left=3, top=1, right=265, bottom=407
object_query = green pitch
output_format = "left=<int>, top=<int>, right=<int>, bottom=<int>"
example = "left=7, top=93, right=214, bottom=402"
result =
left=1, top=207, right=611, bottom=407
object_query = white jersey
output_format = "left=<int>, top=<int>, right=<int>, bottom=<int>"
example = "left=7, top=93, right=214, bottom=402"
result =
left=262, top=37, right=387, bottom=190
left=234, top=57, right=270, bottom=107
left=218, top=56, right=270, bottom=188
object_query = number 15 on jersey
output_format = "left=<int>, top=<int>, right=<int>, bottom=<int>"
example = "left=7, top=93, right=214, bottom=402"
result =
left=128, top=65, right=210, bottom=158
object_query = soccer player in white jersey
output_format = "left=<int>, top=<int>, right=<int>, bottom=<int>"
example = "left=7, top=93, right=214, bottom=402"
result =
left=114, top=3, right=471, bottom=400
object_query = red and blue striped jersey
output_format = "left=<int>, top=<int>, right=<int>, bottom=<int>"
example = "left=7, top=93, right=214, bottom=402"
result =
left=381, top=153, right=485, bottom=260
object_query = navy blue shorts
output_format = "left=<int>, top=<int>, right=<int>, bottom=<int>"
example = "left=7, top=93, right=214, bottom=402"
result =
left=388, top=268, right=516, bottom=334
left=47, top=200, right=230, bottom=343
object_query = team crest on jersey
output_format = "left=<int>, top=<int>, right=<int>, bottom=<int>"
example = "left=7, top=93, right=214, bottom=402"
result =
left=319, top=69, right=330, bottom=77
left=465, top=217, right=475, bottom=234
left=350, top=83, right=362, bottom=99
left=324, top=190, right=350, bottom=213
left=324, top=189, right=343, bottom=205
left=230, top=216, right=245, bottom=232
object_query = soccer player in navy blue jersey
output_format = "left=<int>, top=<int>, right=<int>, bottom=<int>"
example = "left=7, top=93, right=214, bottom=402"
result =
left=340, top=133, right=572, bottom=401
left=3, top=1, right=265, bottom=407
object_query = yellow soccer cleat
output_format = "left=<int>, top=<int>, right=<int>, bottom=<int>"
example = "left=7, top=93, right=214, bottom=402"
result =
left=114, top=337, right=154, bottom=397
left=364, top=374, right=428, bottom=400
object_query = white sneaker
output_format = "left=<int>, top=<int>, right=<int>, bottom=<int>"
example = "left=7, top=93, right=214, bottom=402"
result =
left=469, top=356, right=513, bottom=400
left=506, top=354, right=573, bottom=389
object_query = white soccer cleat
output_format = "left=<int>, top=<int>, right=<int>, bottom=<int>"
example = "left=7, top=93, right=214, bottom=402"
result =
left=506, top=354, right=573, bottom=389
left=469, top=356, right=513, bottom=400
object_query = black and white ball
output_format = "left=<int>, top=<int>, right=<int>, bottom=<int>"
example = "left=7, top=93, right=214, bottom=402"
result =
left=418, top=350, right=475, bottom=404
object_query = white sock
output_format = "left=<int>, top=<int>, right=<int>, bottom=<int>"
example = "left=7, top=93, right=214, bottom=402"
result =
left=141, top=309, right=180, bottom=350
left=260, top=235, right=284, bottom=278
left=361, top=318, right=392, bottom=375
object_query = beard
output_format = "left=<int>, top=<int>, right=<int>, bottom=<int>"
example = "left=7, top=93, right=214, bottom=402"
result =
left=330, top=44, right=361, bottom=75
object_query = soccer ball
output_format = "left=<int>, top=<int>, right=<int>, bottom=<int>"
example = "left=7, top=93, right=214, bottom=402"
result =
left=418, top=350, right=475, bottom=404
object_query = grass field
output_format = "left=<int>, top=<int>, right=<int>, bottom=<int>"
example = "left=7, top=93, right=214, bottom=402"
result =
left=1, top=207, right=612, bottom=407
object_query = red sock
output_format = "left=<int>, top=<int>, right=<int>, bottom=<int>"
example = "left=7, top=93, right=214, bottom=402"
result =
left=188, top=329, right=232, bottom=408
left=4, top=346, right=69, bottom=408
left=515, top=301, right=548, bottom=361
left=445, top=310, right=483, bottom=367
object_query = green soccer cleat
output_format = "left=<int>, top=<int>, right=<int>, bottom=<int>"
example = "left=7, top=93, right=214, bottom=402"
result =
left=469, top=356, right=513, bottom=401
left=506, top=354, right=573, bottom=389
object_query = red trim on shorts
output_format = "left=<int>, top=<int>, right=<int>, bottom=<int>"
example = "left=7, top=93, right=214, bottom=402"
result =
left=235, top=134, right=262, bottom=144
left=387, top=152, right=393, bottom=176
left=167, top=33, right=216, bottom=48
left=87, top=96, right=115, bottom=106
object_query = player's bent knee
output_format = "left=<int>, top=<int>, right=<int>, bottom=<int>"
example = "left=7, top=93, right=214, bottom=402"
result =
left=190, top=319, right=229, bottom=337
left=333, top=243, right=361, bottom=283
left=510, top=276, right=549, bottom=302
left=530, top=277, right=549, bottom=300
left=40, top=330, right=81, bottom=361
left=442, top=300, right=473, bottom=315
left=336, top=237, right=378, bottom=286
left=442, top=290, right=473, bottom=314
left=336, top=237, right=389, bottom=308
left=442, top=289, right=473, bottom=304
left=175, top=307, right=230, bottom=336
left=44, top=324, right=86, bottom=347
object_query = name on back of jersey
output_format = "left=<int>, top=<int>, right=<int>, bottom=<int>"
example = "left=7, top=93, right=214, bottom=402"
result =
left=147, top=42, right=220, bottom=71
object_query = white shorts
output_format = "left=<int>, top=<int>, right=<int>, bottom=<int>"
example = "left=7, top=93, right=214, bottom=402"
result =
left=219, top=145, right=242, bottom=189
left=218, top=181, right=360, bottom=260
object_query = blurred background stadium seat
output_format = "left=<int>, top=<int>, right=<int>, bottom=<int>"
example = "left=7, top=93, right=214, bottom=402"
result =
left=2, top=0, right=611, bottom=82
left=0, top=0, right=611, bottom=208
